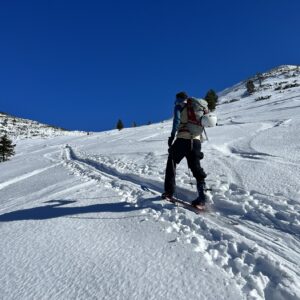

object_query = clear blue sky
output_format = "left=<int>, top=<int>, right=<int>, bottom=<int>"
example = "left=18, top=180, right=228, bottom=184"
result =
left=1, top=0, right=299, bottom=131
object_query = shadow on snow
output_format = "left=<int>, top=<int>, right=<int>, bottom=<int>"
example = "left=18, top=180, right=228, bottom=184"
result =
left=0, top=199, right=146, bottom=222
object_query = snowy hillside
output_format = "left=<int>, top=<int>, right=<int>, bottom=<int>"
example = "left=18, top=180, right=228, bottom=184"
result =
left=0, top=112, right=85, bottom=139
left=1, top=65, right=300, bottom=300
left=219, top=65, right=300, bottom=104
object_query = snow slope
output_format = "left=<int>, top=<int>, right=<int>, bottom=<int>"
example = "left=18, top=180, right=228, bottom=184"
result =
left=0, top=112, right=85, bottom=139
left=1, top=65, right=300, bottom=300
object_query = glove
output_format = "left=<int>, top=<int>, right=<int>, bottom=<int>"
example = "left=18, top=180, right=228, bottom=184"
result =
left=168, top=135, right=175, bottom=147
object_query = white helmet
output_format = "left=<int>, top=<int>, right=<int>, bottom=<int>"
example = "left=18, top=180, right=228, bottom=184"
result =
left=201, top=113, right=218, bottom=127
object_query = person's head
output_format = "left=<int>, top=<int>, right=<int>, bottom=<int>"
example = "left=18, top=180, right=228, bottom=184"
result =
left=176, top=91, right=188, bottom=100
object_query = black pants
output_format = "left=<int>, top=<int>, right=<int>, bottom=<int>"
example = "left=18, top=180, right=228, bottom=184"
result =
left=164, top=138, right=207, bottom=195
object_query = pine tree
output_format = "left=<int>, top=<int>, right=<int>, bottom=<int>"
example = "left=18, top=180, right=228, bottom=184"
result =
left=0, top=134, right=16, bottom=162
left=204, top=89, right=218, bottom=111
left=246, top=80, right=255, bottom=94
left=116, top=119, right=124, bottom=131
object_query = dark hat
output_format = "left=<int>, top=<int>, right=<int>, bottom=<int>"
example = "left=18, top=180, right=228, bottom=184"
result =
left=176, top=91, right=188, bottom=100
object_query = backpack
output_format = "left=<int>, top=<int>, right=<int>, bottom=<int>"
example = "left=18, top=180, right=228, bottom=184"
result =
left=185, top=97, right=209, bottom=136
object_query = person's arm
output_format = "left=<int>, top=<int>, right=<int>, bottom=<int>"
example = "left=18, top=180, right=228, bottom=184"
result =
left=168, top=104, right=182, bottom=147
left=171, top=104, right=182, bottom=137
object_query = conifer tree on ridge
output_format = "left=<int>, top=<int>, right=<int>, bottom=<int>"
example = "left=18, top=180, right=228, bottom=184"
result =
left=0, top=134, right=16, bottom=162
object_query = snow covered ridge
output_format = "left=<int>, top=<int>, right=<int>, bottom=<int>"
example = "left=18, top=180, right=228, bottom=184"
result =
left=0, top=112, right=86, bottom=139
left=218, top=64, right=300, bottom=105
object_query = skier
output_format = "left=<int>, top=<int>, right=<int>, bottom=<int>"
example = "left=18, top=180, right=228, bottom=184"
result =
left=162, top=91, right=216, bottom=209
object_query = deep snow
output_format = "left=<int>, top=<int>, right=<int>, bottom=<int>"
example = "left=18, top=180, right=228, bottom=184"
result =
left=1, top=65, right=300, bottom=300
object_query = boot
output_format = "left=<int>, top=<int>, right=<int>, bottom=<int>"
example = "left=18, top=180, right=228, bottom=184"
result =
left=161, top=191, right=173, bottom=200
left=191, top=181, right=206, bottom=207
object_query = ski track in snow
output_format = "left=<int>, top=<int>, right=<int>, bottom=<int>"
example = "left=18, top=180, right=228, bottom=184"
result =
left=2, top=142, right=244, bottom=300
left=0, top=164, right=62, bottom=191
left=62, top=145, right=300, bottom=300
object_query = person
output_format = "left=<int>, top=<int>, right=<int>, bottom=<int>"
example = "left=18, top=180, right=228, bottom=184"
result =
left=162, top=91, right=208, bottom=208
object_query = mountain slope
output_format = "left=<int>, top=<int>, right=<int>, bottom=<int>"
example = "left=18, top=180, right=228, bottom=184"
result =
left=0, top=65, right=300, bottom=300
left=0, top=112, right=85, bottom=139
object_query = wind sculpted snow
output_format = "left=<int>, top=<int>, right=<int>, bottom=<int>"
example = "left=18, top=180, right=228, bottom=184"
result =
left=1, top=65, right=300, bottom=299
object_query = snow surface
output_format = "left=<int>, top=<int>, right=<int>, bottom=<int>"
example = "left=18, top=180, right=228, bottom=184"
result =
left=1, top=65, right=300, bottom=300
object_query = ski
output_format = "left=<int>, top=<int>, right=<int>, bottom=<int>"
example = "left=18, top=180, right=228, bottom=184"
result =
left=140, top=184, right=239, bottom=224
left=161, top=195, right=239, bottom=225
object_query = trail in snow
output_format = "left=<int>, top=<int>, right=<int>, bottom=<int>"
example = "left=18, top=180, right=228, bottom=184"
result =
left=62, top=145, right=300, bottom=300
left=0, top=164, right=61, bottom=191
left=0, top=139, right=243, bottom=300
